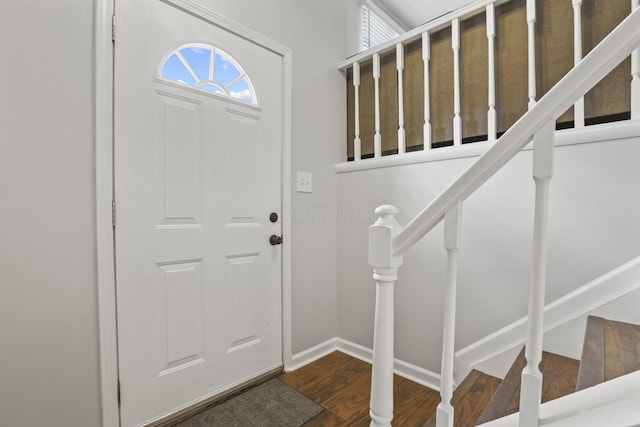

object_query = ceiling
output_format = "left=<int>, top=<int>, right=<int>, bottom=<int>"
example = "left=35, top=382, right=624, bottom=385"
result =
left=378, top=0, right=475, bottom=30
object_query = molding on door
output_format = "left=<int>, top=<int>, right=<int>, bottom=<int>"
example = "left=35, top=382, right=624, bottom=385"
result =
left=96, top=0, right=119, bottom=426
left=160, top=0, right=289, bottom=55
left=281, top=48, right=294, bottom=372
left=96, top=1, right=294, bottom=425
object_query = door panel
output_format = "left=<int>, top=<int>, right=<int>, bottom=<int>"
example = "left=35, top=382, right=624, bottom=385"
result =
left=158, top=94, right=202, bottom=226
left=114, top=1, right=283, bottom=425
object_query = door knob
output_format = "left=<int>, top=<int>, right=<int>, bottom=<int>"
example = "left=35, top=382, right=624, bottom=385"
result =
left=269, top=235, right=283, bottom=245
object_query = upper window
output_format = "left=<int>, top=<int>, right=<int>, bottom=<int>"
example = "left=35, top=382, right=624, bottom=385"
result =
left=361, top=1, right=406, bottom=51
left=159, top=43, right=257, bottom=105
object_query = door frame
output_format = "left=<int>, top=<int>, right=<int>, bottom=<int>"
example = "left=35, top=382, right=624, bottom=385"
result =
left=95, top=1, right=293, bottom=425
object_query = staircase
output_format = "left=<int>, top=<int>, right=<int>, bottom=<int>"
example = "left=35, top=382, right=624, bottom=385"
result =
left=420, top=316, right=640, bottom=426
left=361, top=4, right=640, bottom=425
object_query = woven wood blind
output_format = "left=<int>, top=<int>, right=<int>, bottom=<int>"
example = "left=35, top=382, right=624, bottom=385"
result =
left=583, top=0, right=631, bottom=120
left=461, top=13, right=489, bottom=140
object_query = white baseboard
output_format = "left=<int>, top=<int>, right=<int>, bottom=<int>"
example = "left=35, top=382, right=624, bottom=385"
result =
left=289, top=337, right=441, bottom=391
left=456, top=256, right=640, bottom=371
left=336, top=339, right=441, bottom=391
left=287, top=338, right=339, bottom=371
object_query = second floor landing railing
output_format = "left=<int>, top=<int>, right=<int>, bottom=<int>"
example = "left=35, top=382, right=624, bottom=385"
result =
left=365, top=5, right=640, bottom=427
left=341, top=0, right=640, bottom=163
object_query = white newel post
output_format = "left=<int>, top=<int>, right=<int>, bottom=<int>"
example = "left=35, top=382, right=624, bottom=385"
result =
left=369, top=205, right=404, bottom=427
left=519, top=119, right=554, bottom=427
left=436, top=202, right=463, bottom=427
left=632, top=0, right=640, bottom=119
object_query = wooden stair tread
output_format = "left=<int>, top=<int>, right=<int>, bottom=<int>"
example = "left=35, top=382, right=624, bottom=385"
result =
left=476, top=348, right=526, bottom=424
left=422, top=370, right=501, bottom=427
left=477, top=348, right=579, bottom=425
left=575, top=316, right=605, bottom=391
left=576, top=316, right=640, bottom=391
left=418, top=315, right=639, bottom=425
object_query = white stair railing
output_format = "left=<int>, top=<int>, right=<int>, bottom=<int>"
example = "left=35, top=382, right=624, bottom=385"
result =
left=366, top=7, right=640, bottom=427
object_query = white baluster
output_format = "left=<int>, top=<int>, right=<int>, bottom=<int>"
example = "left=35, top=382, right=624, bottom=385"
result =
left=519, top=119, right=554, bottom=427
left=436, top=202, right=463, bottom=427
left=353, top=61, right=362, bottom=161
left=487, top=3, right=497, bottom=141
left=374, top=53, right=382, bottom=158
left=527, top=0, right=537, bottom=109
left=397, top=43, right=406, bottom=155
left=632, top=0, right=640, bottom=119
left=573, top=0, right=585, bottom=128
left=423, top=32, right=432, bottom=150
left=369, top=205, right=404, bottom=427
left=453, top=18, right=462, bottom=146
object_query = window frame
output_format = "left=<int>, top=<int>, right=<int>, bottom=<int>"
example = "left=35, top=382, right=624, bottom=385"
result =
left=157, top=42, right=259, bottom=106
left=360, top=0, right=407, bottom=51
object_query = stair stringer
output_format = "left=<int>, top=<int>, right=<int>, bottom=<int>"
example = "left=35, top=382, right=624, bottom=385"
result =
left=454, top=256, right=640, bottom=379
left=476, top=369, right=640, bottom=427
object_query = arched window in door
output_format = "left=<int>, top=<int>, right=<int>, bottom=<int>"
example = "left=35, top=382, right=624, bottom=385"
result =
left=159, top=43, right=258, bottom=105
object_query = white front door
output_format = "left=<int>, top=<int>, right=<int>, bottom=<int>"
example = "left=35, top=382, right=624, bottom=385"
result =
left=114, top=1, right=284, bottom=425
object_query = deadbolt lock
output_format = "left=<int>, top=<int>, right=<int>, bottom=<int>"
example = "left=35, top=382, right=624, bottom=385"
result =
left=269, top=235, right=283, bottom=245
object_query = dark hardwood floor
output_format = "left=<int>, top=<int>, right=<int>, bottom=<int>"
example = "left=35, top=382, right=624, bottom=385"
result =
left=277, top=351, right=441, bottom=426
left=168, top=316, right=640, bottom=426
left=280, top=348, right=581, bottom=427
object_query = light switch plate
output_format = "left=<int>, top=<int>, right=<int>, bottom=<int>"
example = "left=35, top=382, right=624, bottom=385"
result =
left=296, top=171, right=312, bottom=193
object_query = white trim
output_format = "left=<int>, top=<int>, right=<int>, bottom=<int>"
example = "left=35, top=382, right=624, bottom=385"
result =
left=287, top=338, right=339, bottom=371
left=336, top=119, right=640, bottom=173
left=287, top=337, right=442, bottom=391
left=456, top=256, right=640, bottom=369
left=160, top=0, right=290, bottom=56
left=336, top=338, right=442, bottom=391
left=96, top=0, right=119, bottom=426
left=281, top=49, right=294, bottom=372
left=97, top=1, right=294, bottom=425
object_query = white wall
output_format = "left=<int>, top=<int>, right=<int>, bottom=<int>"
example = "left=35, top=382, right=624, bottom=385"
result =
left=382, top=0, right=477, bottom=29
left=196, top=0, right=346, bottom=354
left=0, top=1, right=101, bottom=426
left=336, top=137, right=640, bottom=374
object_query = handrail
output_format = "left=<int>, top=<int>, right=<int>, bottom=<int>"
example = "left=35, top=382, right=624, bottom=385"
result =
left=392, top=6, right=640, bottom=257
